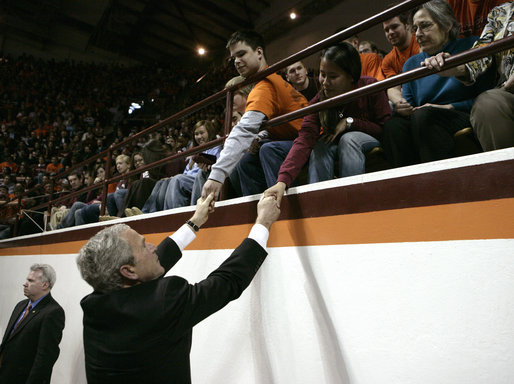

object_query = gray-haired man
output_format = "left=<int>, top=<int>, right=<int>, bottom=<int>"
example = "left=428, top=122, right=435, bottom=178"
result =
left=0, top=264, right=65, bottom=384
left=77, top=193, right=280, bottom=383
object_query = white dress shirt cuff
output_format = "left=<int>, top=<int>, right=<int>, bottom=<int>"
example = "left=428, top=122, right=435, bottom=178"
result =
left=248, top=224, right=269, bottom=250
left=169, top=224, right=197, bottom=252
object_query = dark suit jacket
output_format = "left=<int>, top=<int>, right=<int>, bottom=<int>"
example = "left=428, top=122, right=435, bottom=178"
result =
left=81, top=236, right=267, bottom=384
left=0, top=293, right=65, bottom=384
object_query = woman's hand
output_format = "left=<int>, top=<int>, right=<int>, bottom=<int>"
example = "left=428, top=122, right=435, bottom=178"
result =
left=394, top=98, right=414, bottom=117
left=421, top=52, right=468, bottom=78
left=263, top=182, right=286, bottom=208
left=415, top=103, right=454, bottom=110
left=320, top=118, right=348, bottom=143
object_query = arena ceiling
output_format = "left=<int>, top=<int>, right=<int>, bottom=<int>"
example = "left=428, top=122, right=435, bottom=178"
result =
left=0, top=0, right=341, bottom=64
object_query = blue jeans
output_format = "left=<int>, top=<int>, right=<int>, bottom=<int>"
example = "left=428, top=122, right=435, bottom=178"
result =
left=163, top=174, right=196, bottom=209
left=57, top=201, right=87, bottom=229
left=190, top=170, right=209, bottom=206
left=260, top=140, right=294, bottom=187
left=237, top=140, right=294, bottom=196
left=309, top=131, right=380, bottom=182
left=142, top=179, right=171, bottom=213
left=106, top=189, right=127, bottom=216
left=75, top=204, right=100, bottom=226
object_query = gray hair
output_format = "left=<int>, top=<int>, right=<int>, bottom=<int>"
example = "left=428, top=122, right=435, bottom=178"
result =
left=411, top=0, right=460, bottom=40
left=76, top=224, right=134, bottom=293
left=30, top=264, right=57, bottom=289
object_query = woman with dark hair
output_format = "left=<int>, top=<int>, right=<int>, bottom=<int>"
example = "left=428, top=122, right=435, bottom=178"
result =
left=263, top=42, right=391, bottom=204
left=382, top=0, right=494, bottom=167
left=163, top=120, right=221, bottom=209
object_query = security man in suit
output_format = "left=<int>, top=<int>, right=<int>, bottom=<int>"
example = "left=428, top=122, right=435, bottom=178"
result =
left=77, top=193, right=280, bottom=384
left=0, top=264, right=65, bottom=384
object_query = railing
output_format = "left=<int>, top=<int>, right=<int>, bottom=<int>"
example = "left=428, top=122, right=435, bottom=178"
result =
left=3, top=0, right=513, bottom=237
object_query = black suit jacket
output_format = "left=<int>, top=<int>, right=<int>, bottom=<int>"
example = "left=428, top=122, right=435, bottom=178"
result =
left=81, top=236, right=267, bottom=384
left=0, top=293, right=65, bottom=384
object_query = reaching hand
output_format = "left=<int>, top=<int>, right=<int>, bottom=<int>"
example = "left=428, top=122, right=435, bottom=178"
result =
left=394, top=98, right=414, bottom=117
left=190, top=193, right=215, bottom=228
left=263, top=182, right=286, bottom=208
left=255, top=195, right=281, bottom=230
left=201, top=179, right=222, bottom=200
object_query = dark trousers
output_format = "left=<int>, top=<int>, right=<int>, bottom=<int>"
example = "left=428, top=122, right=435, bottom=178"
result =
left=383, top=106, right=471, bottom=167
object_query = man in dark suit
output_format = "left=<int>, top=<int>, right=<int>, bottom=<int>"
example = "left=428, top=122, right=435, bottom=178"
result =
left=0, top=264, right=65, bottom=384
left=76, top=193, right=280, bottom=384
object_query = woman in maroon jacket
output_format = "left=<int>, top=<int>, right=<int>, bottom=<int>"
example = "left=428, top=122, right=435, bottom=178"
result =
left=263, top=43, right=391, bottom=204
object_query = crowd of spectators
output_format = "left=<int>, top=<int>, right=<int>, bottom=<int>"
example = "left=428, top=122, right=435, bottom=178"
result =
left=1, top=0, right=512, bottom=239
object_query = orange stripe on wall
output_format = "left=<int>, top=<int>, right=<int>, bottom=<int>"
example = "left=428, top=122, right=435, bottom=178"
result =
left=2, top=198, right=513, bottom=256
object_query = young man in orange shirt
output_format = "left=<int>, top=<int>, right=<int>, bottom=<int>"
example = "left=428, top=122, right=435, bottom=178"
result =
left=202, top=30, right=308, bottom=198
left=381, top=13, right=420, bottom=114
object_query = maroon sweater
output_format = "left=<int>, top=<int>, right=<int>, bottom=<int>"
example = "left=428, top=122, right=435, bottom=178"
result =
left=276, top=76, right=391, bottom=187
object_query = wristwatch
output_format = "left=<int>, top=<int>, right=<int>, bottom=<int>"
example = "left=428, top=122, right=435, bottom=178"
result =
left=346, top=117, right=354, bottom=129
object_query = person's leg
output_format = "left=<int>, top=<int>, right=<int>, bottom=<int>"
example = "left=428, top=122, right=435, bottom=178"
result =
left=471, top=88, right=514, bottom=151
left=78, top=204, right=100, bottom=224
left=382, top=115, right=417, bottom=167
left=142, top=179, right=165, bottom=213
left=190, top=170, right=209, bottom=206
left=57, top=201, right=87, bottom=228
left=338, top=132, right=381, bottom=177
left=411, top=106, right=470, bottom=162
left=106, top=192, right=117, bottom=216
left=237, top=152, right=268, bottom=196
left=228, top=168, right=242, bottom=198
left=113, top=189, right=128, bottom=216
left=163, top=174, right=195, bottom=209
left=259, top=140, right=294, bottom=187
left=308, top=140, right=337, bottom=183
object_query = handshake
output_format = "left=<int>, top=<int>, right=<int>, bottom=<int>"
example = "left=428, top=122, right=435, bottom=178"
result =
left=189, top=192, right=281, bottom=232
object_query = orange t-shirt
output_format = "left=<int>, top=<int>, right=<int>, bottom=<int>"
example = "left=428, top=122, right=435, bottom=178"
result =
left=381, top=35, right=420, bottom=78
left=245, top=72, right=308, bottom=140
left=46, top=163, right=63, bottom=174
left=448, top=0, right=506, bottom=37
left=360, top=53, right=384, bottom=81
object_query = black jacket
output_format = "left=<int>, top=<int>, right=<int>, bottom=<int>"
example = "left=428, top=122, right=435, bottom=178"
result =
left=0, top=293, right=65, bottom=384
left=81, top=236, right=267, bottom=384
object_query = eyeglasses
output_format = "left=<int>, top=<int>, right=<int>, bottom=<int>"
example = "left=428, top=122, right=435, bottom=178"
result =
left=412, top=21, right=435, bottom=34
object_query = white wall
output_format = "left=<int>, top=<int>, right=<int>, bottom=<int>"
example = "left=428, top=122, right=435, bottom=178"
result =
left=1, top=239, right=513, bottom=383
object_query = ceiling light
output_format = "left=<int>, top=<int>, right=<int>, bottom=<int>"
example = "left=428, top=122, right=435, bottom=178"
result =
left=289, top=12, right=297, bottom=20
left=197, top=47, right=206, bottom=55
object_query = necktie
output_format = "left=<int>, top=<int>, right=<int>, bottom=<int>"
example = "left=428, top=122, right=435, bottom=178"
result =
left=13, top=303, right=32, bottom=332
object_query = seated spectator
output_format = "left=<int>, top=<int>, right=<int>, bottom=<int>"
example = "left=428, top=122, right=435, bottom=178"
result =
left=202, top=30, right=308, bottom=200
left=49, top=170, right=88, bottom=229
left=263, top=43, right=391, bottom=203
left=285, top=61, right=320, bottom=101
left=163, top=120, right=222, bottom=209
left=225, top=76, right=254, bottom=116
left=2, top=174, right=16, bottom=195
left=46, top=156, right=63, bottom=176
left=121, top=140, right=173, bottom=216
left=447, top=0, right=505, bottom=38
left=382, top=0, right=494, bottom=167
left=0, top=154, right=18, bottom=173
left=381, top=11, right=420, bottom=107
left=105, top=154, right=132, bottom=217
left=344, top=34, right=385, bottom=80
left=422, top=1, right=513, bottom=151
left=359, top=40, right=379, bottom=54
left=56, top=168, right=98, bottom=229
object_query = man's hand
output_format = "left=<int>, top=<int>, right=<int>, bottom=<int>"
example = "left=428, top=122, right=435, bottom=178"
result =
left=255, top=195, right=281, bottom=230
left=190, top=193, right=215, bottom=228
left=421, top=52, right=468, bottom=78
left=248, top=138, right=262, bottom=154
left=202, top=179, right=223, bottom=200
left=394, top=98, right=414, bottom=117
left=263, top=182, right=286, bottom=208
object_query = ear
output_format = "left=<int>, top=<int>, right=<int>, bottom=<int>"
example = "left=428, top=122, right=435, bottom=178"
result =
left=256, top=47, right=263, bottom=59
left=120, top=264, right=139, bottom=281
